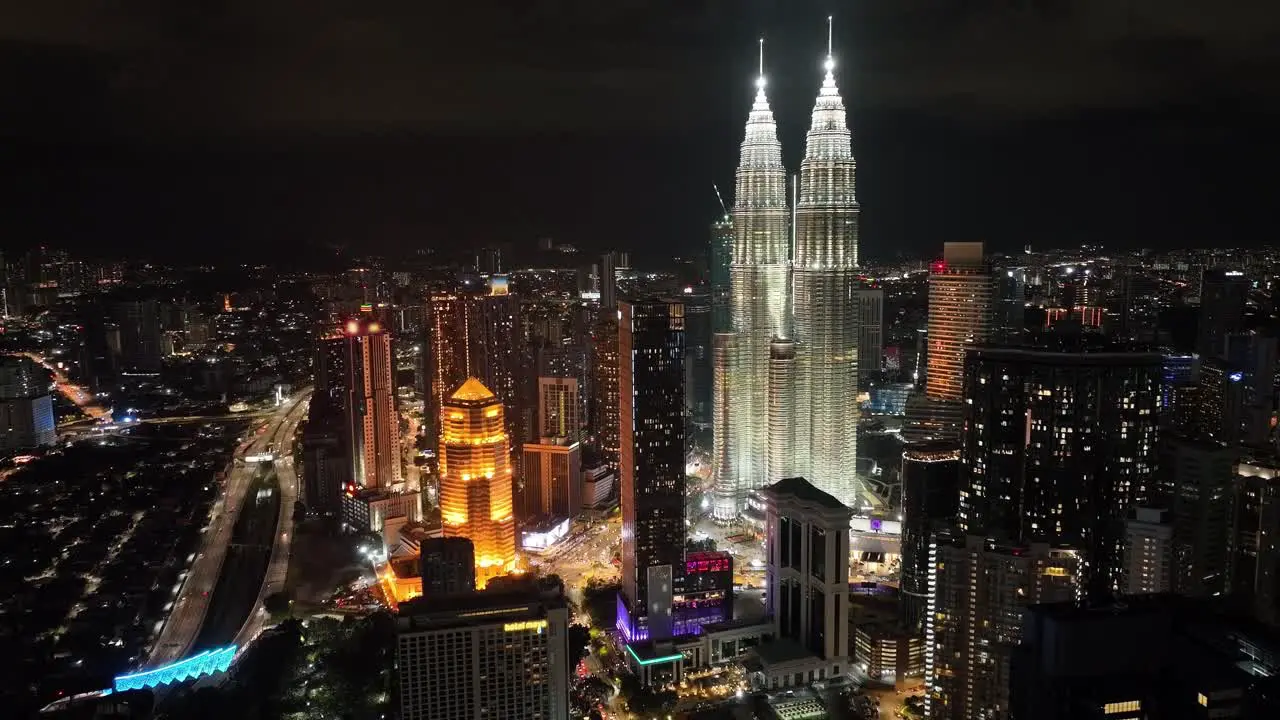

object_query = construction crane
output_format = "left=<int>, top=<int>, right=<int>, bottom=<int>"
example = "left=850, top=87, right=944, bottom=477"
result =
left=713, top=184, right=730, bottom=221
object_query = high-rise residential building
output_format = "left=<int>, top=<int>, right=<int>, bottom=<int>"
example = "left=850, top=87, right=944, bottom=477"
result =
left=0, top=356, right=55, bottom=452
left=763, top=477, right=853, bottom=685
left=855, top=286, right=883, bottom=383
left=1159, top=436, right=1235, bottom=597
left=910, top=242, right=993, bottom=443
left=438, top=378, right=516, bottom=588
left=589, top=316, right=620, bottom=468
left=1197, top=268, right=1248, bottom=359
left=426, top=282, right=522, bottom=445
left=1121, top=507, right=1174, bottom=595
left=716, top=55, right=790, bottom=520
left=899, top=442, right=959, bottom=630
left=959, top=340, right=1160, bottom=600
left=618, top=299, right=686, bottom=642
left=710, top=216, right=733, bottom=333
left=925, top=533, right=1080, bottom=720
left=342, top=315, right=402, bottom=491
left=396, top=579, right=570, bottom=720
left=537, top=376, right=580, bottom=439
left=791, top=43, right=861, bottom=509
left=536, top=343, right=589, bottom=440
left=419, top=537, right=476, bottom=597
left=521, top=437, right=582, bottom=521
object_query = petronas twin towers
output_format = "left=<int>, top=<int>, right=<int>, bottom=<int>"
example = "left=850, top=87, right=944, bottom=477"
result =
left=713, top=26, right=862, bottom=518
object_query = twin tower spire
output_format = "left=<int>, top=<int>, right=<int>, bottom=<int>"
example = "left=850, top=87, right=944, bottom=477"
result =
left=714, top=17, right=863, bottom=519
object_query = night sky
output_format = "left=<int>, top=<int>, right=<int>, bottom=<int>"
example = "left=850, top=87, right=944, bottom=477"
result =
left=3, top=1, right=1280, bottom=265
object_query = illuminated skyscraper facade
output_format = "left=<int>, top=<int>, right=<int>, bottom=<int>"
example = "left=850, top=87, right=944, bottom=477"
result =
left=907, top=242, right=993, bottom=443
left=716, top=57, right=790, bottom=520
left=343, top=316, right=402, bottom=491
left=925, top=242, right=992, bottom=403
left=425, top=280, right=522, bottom=446
left=439, top=378, right=516, bottom=588
left=792, top=45, right=860, bottom=508
left=589, top=316, right=620, bottom=469
left=619, top=299, right=686, bottom=641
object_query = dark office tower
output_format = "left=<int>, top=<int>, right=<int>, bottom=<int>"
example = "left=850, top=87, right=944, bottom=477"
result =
left=342, top=315, right=402, bottom=491
left=599, top=251, right=630, bottom=311
left=301, top=419, right=346, bottom=516
left=1198, top=268, right=1249, bottom=359
left=1194, top=357, right=1245, bottom=444
left=899, top=442, right=959, bottom=630
left=959, top=339, right=1161, bottom=600
left=1011, top=596, right=1280, bottom=720
left=1158, top=436, right=1235, bottom=597
left=475, top=246, right=502, bottom=275
left=710, top=216, right=732, bottom=333
left=313, top=333, right=349, bottom=411
left=855, top=286, right=884, bottom=384
left=683, top=291, right=713, bottom=426
left=589, top=316, right=620, bottom=468
left=1225, top=332, right=1278, bottom=447
left=618, top=299, right=686, bottom=642
left=112, top=298, right=163, bottom=374
left=993, top=267, right=1026, bottom=343
left=419, top=537, right=476, bottom=596
left=1231, top=457, right=1280, bottom=626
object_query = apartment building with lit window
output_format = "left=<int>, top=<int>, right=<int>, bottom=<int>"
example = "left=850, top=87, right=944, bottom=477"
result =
left=1121, top=507, right=1174, bottom=595
left=958, top=335, right=1161, bottom=600
left=925, top=533, right=1080, bottom=720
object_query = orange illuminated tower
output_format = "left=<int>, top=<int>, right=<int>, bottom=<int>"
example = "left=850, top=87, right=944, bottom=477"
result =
left=343, top=315, right=402, bottom=490
left=439, top=378, right=516, bottom=587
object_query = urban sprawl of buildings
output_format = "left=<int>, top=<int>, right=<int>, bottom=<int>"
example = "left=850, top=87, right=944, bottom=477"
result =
left=5, top=25, right=1280, bottom=720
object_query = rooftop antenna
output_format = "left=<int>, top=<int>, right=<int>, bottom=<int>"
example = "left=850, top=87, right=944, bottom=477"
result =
left=755, top=38, right=766, bottom=91
left=825, top=15, right=835, bottom=74
left=713, top=184, right=729, bottom=219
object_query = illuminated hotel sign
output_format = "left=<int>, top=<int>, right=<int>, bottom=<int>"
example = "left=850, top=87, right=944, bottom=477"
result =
left=503, top=620, right=547, bottom=632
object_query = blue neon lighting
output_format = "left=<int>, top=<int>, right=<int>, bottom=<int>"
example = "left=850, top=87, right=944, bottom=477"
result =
left=113, top=645, right=237, bottom=692
left=1229, top=371, right=1244, bottom=383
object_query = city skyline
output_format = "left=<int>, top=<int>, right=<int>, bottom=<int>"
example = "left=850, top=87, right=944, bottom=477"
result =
left=7, top=4, right=1280, bottom=719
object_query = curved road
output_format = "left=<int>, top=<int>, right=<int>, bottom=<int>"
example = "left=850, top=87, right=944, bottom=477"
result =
left=147, top=390, right=311, bottom=668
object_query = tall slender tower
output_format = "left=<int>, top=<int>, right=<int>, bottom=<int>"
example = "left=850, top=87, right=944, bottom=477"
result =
left=717, top=40, right=790, bottom=519
left=793, top=18, right=861, bottom=508
left=343, top=315, right=403, bottom=491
